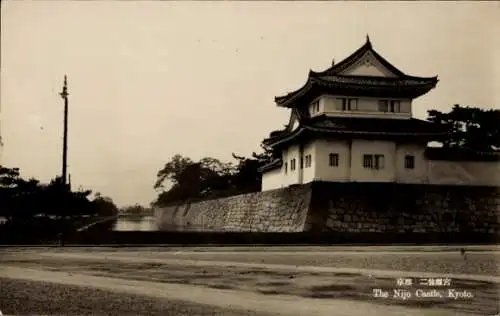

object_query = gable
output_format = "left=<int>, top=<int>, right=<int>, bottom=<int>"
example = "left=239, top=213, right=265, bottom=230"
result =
left=339, top=51, right=398, bottom=78
left=287, top=112, right=300, bottom=132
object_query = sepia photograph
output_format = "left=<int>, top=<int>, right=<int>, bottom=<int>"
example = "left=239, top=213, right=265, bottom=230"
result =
left=0, top=1, right=499, bottom=315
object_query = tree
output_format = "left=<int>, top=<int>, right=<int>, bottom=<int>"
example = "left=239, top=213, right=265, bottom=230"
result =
left=121, top=204, right=150, bottom=214
left=232, top=144, right=276, bottom=192
left=154, top=154, right=194, bottom=190
left=153, top=155, right=236, bottom=206
left=152, top=145, right=276, bottom=206
left=91, top=194, right=119, bottom=217
left=427, top=105, right=500, bottom=151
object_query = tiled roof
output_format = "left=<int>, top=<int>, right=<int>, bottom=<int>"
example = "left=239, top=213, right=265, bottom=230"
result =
left=307, top=116, right=444, bottom=134
left=274, top=38, right=438, bottom=107
left=263, top=116, right=447, bottom=146
left=274, top=76, right=438, bottom=107
left=257, top=158, right=283, bottom=172
left=309, top=36, right=405, bottom=77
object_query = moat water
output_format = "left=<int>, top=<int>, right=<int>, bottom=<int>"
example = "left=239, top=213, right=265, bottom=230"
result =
left=113, top=216, right=157, bottom=231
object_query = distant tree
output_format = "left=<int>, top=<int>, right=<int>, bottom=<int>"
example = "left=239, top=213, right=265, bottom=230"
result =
left=427, top=105, right=500, bottom=151
left=152, top=145, right=276, bottom=206
left=0, top=166, right=22, bottom=188
left=0, top=164, right=126, bottom=245
left=153, top=155, right=236, bottom=206
left=154, top=154, right=194, bottom=190
left=121, top=204, right=146, bottom=214
left=232, top=144, right=276, bottom=192
left=198, top=157, right=234, bottom=196
left=91, top=194, right=119, bottom=217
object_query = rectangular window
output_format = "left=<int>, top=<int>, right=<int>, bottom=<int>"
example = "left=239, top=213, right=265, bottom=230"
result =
left=310, top=100, right=320, bottom=114
left=329, top=153, right=339, bottom=167
left=348, top=98, right=358, bottom=111
left=363, top=154, right=385, bottom=170
left=378, top=100, right=389, bottom=112
left=363, top=154, right=373, bottom=169
left=290, top=159, right=296, bottom=171
left=284, top=162, right=288, bottom=174
left=305, top=154, right=312, bottom=168
left=300, top=156, right=304, bottom=169
left=390, top=100, right=400, bottom=113
left=340, top=98, right=358, bottom=111
left=374, top=154, right=385, bottom=169
left=404, top=155, right=415, bottom=169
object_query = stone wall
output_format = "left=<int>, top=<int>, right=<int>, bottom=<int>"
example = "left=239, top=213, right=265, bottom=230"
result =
left=307, top=182, right=500, bottom=234
left=154, top=182, right=500, bottom=235
left=156, top=184, right=312, bottom=232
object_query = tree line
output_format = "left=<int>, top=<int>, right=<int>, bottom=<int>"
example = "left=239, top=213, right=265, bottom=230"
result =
left=0, top=166, right=119, bottom=242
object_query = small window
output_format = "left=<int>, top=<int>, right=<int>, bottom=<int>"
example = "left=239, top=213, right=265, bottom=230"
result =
left=340, top=98, right=357, bottom=111
left=290, top=159, right=296, bottom=171
left=378, top=100, right=389, bottom=112
left=300, top=156, right=304, bottom=169
left=305, top=154, right=312, bottom=168
left=390, top=100, right=400, bottom=113
left=374, top=154, right=384, bottom=169
left=363, top=154, right=373, bottom=169
left=310, top=100, right=320, bottom=114
left=329, top=153, right=339, bottom=167
left=363, top=154, right=384, bottom=170
left=284, top=162, right=288, bottom=174
left=348, top=99, right=358, bottom=111
left=404, top=155, right=415, bottom=169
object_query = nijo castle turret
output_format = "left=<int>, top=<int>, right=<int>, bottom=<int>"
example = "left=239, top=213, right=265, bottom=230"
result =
left=258, top=37, right=497, bottom=190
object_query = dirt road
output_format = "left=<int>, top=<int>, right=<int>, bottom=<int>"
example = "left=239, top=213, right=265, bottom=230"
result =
left=1, top=247, right=498, bottom=315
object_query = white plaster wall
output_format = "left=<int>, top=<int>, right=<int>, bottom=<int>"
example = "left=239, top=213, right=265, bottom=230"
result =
left=261, top=168, right=283, bottom=191
left=343, top=63, right=390, bottom=77
left=261, top=138, right=499, bottom=190
left=312, top=139, right=350, bottom=181
left=351, top=140, right=396, bottom=182
left=340, top=52, right=397, bottom=78
left=283, top=145, right=301, bottom=186
left=395, top=144, right=429, bottom=184
left=320, top=95, right=412, bottom=119
left=428, top=161, right=500, bottom=187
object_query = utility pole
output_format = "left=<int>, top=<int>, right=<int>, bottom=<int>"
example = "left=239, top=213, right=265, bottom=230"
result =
left=59, top=75, right=69, bottom=187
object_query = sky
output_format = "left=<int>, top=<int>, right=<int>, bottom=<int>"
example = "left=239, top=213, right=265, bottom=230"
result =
left=1, top=1, right=499, bottom=207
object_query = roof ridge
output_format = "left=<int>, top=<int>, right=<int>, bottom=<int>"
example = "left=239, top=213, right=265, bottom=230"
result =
left=310, top=38, right=407, bottom=78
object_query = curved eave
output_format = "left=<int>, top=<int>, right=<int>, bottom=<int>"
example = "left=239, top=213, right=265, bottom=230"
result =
left=263, top=128, right=306, bottom=147
left=305, top=126, right=448, bottom=138
left=258, top=159, right=283, bottom=173
left=275, top=79, right=313, bottom=107
left=265, top=126, right=447, bottom=148
left=275, top=76, right=438, bottom=108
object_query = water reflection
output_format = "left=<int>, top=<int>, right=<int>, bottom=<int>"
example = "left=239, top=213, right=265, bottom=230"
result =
left=113, top=216, right=157, bottom=231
